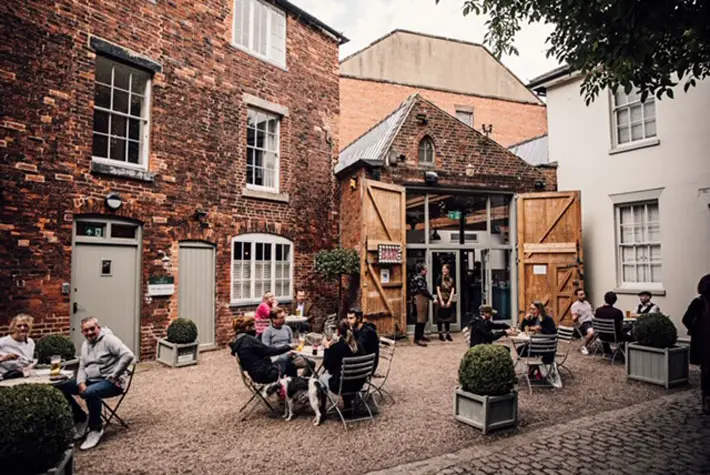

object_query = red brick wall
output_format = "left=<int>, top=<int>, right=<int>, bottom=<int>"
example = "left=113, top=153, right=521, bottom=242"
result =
left=0, top=1, right=340, bottom=358
left=340, top=77, right=548, bottom=149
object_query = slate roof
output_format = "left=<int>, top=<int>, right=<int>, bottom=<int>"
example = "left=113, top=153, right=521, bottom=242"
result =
left=508, top=134, right=549, bottom=166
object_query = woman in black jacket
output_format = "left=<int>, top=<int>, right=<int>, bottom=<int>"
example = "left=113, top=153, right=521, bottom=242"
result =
left=320, top=319, right=364, bottom=394
left=682, top=274, right=710, bottom=414
left=230, top=316, right=297, bottom=384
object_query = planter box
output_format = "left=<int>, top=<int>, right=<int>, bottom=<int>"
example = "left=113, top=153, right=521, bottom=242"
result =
left=156, top=339, right=199, bottom=368
left=626, top=343, right=689, bottom=388
left=44, top=449, right=73, bottom=475
left=453, top=388, right=517, bottom=434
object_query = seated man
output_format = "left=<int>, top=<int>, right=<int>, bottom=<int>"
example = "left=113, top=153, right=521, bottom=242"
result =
left=595, top=291, right=633, bottom=354
left=289, top=289, right=313, bottom=332
left=230, top=315, right=298, bottom=385
left=347, top=309, right=379, bottom=372
left=56, top=317, right=134, bottom=451
left=468, top=305, right=514, bottom=349
left=262, top=307, right=314, bottom=375
left=571, top=288, right=595, bottom=355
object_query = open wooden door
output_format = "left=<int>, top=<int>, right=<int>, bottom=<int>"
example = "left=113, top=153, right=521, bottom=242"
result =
left=361, top=179, right=406, bottom=336
left=517, top=191, right=583, bottom=326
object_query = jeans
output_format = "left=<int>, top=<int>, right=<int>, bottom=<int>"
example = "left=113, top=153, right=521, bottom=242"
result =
left=274, top=358, right=298, bottom=378
left=437, top=322, right=451, bottom=334
left=56, top=378, right=123, bottom=430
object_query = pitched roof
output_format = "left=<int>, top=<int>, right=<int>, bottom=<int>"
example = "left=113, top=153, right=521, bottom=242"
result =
left=335, top=94, right=417, bottom=174
left=508, top=134, right=549, bottom=166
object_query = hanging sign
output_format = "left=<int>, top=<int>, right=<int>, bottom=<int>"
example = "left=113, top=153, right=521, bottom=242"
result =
left=377, top=244, right=402, bottom=264
left=447, top=210, right=462, bottom=220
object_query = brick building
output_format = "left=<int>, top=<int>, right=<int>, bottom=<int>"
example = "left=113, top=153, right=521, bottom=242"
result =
left=0, top=0, right=346, bottom=358
left=340, top=30, right=548, bottom=151
left=336, top=94, right=551, bottom=335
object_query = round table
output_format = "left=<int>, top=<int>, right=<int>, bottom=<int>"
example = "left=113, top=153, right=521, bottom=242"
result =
left=0, top=369, right=74, bottom=388
left=285, top=315, right=308, bottom=325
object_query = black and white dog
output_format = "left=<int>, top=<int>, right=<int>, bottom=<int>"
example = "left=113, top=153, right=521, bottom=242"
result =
left=270, top=376, right=328, bottom=426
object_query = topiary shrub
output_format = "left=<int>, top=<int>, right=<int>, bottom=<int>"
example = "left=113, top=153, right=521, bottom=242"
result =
left=635, top=312, right=677, bottom=348
left=459, top=344, right=516, bottom=396
left=166, top=318, right=198, bottom=344
left=0, top=384, right=73, bottom=475
left=35, top=334, right=76, bottom=365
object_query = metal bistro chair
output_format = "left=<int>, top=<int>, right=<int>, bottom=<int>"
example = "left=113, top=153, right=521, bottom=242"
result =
left=326, top=353, right=377, bottom=430
left=368, top=337, right=396, bottom=406
left=323, top=313, right=337, bottom=334
left=519, top=334, right=559, bottom=394
left=592, top=319, right=627, bottom=364
left=101, top=363, right=137, bottom=429
left=555, top=326, right=575, bottom=379
left=235, top=355, right=278, bottom=421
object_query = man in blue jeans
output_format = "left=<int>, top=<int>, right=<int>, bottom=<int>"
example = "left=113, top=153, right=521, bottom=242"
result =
left=56, top=317, right=134, bottom=450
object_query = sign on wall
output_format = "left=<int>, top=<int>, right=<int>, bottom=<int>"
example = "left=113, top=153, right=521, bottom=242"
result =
left=377, top=244, right=402, bottom=264
left=148, top=276, right=175, bottom=297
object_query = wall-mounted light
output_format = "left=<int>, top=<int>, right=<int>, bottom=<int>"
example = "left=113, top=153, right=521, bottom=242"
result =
left=425, top=171, right=439, bottom=186
left=194, top=209, right=207, bottom=221
left=416, top=113, right=428, bottom=125
left=534, top=180, right=546, bottom=191
left=105, top=192, right=122, bottom=211
left=350, top=175, right=358, bottom=190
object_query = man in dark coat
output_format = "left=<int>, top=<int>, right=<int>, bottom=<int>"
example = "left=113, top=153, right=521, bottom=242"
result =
left=682, top=274, right=710, bottom=414
left=468, top=305, right=513, bottom=348
left=348, top=309, right=380, bottom=372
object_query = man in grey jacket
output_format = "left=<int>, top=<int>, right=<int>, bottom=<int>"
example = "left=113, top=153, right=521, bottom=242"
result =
left=56, top=317, right=134, bottom=450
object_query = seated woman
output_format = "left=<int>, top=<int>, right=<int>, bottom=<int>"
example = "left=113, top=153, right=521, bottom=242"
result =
left=518, top=305, right=541, bottom=333
left=0, top=314, right=36, bottom=379
left=517, top=302, right=557, bottom=360
left=320, top=319, right=364, bottom=394
left=255, top=292, right=276, bottom=340
left=230, top=315, right=298, bottom=384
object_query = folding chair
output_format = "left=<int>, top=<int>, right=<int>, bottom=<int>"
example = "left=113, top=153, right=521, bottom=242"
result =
left=323, top=313, right=337, bottom=333
left=325, top=353, right=377, bottom=430
left=101, top=363, right=136, bottom=429
left=518, top=335, right=558, bottom=394
left=555, top=326, right=575, bottom=379
left=368, top=337, right=396, bottom=406
left=592, top=319, right=626, bottom=364
left=235, top=355, right=278, bottom=421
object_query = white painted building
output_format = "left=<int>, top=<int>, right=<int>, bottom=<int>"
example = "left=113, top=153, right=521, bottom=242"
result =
left=528, top=67, right=710, bottom=329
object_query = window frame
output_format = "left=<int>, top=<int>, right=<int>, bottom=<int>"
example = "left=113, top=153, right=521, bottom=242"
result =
left=231, top=0, right=287, bottom=69
left=230, top=233, right=294, bottom=306
left=614, top=200, right=663, bottom=290
left=91, top=56, right=152, bottom=171
left=418, top=136, right=435, bottom=166
left=610, top=89, right=657, bottom=149
left=246, top=107, right=281, bottom=194
left=455, top=109, right=473, bottom=127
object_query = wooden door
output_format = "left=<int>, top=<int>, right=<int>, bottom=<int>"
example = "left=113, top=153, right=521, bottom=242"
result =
left=361, top=180, right=406, bottom=336
left=517, top=191, right=583, bottom=326
left=179, top=241, right=216, bottom=349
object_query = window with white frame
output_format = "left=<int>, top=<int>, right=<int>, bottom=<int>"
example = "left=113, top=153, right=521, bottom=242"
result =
left=455, top=109, right=473, bottom=127
left=418, top=137, right=435, bottom=165
left=92, top=56, right=151, bottom=168
left=612, top=89, right=657, bottom=146
left=246, top=108, right=280, bottom=192
left=233, top=0, right=287, bottom=67
left=231, top=234, right=292, bottom=304
left=615, top=201, right=662, bottom=287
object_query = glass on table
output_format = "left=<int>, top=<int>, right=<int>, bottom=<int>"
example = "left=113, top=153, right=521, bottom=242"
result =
left=50, top=355, right=62, bottom=377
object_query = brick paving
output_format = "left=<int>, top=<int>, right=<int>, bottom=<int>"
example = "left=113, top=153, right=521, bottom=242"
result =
left=370, top=391, right=710, bottom=475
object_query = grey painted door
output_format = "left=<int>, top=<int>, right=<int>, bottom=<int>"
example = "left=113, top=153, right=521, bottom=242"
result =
left=71, top=244, right=139, bottom=353
left=179, top=242, right=216, bottom=349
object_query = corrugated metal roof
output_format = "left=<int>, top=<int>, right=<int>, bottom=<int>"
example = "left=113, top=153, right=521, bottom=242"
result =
left=509, top=134, right=549, bottom=166
left=336, top=95, right=417, bottom=174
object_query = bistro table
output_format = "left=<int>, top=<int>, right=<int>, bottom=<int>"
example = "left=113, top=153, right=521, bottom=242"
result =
left=501, top=333, right=563, bottom=388
left=285, top=315, right=309, bottom=338
left=0, top=369, right=74, bottom=388
left=294, top=345, right=325, bottom=374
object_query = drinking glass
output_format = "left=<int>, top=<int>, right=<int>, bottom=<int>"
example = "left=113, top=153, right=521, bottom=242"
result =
left=50, top=355, right=62, bottom=377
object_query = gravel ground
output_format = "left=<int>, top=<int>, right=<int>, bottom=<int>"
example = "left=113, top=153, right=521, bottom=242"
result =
left=75, top=336, right=699, bottom=475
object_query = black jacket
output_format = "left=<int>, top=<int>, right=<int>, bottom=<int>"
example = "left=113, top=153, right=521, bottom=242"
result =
left=355, top=322, right=380, bottom=372
left=230, top=333, right=291, bottom=384
left=682, top=296, right=709, bottom=366
left=468, top=316, right=509, bottom=348
left=323, top=339, right=364, bottom=394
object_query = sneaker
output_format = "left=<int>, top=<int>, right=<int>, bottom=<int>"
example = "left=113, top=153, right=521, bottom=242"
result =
left=580, top=346, right=589, bottom=355
left=439, top=334, right=445, bottom=341
left=73, top=420, right=88, bottom=441
left=445, top=333, right=453, bottom=342
left=79, top=428, right=104, bottom=450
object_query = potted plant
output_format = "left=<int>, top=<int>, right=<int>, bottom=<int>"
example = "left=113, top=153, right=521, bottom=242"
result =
left=454, top=344, right=518, bottom=434
left=35, top=334, right=79, bottom=374
left=314, top=247, right=360, bottom=319
left=156, top=318, right=199, bottom=368
left=0, top=385, right=74, bottom=475
left=626, top=312, right=689, bottom=388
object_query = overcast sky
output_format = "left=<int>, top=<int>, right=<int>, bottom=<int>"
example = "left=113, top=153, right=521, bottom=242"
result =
left=290, top=0, right=562, bottom=84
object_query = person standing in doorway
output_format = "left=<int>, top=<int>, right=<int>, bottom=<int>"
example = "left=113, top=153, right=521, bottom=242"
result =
left=411, top=263, right=434, bottom=347
left=682, top=274, right=710, bottom=414
left=637, top=291, right=661, bottom=314
left=571, top=288, right=595, bottom=355
left=436, top=264, right=456, bottom=342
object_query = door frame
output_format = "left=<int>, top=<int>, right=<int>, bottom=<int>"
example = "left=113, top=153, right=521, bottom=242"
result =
left=70, top=216, right=143, bottom=356
left=178, top=240, right=216, bottom=350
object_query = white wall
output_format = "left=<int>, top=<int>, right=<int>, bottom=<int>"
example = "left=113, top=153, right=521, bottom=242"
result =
left=546, top=77, right=710, bottom=330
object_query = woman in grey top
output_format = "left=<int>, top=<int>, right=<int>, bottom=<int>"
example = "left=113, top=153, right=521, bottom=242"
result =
left=0, top=314, right=36, bottom=378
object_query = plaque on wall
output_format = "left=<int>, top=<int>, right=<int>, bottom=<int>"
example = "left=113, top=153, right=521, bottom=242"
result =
left=377, top=244, right=402, bottom=264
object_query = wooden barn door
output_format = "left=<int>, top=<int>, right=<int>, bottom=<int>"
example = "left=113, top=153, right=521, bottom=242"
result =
left=361, top=180, right=406, bottom=336
left=517, top=191, right=583, bottom=326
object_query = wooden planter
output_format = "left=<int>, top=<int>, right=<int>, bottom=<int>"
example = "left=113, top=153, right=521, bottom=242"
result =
left=44, top=449, right=73, bottom=475
left=156, top=340, right=199, bottom=368
left=453, top=388, right=518, bottom=434
left=626, top=343, right=689, bottom=388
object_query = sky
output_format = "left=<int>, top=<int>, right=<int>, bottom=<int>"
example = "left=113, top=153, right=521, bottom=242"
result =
left=290, top=0, right=563, bottom=84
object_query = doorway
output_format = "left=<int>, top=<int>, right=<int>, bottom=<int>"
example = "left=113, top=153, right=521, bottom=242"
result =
left=178, top=241, right=216, bottom=349
left=430, top=250, right=461, bottom=331
left=71, top=219, right=141, bottom=354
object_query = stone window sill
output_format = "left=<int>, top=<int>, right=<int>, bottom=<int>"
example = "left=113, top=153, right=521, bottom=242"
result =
left=91, top=160, right=155, bottom=182
left=613, top=287, right=666, bottom=297
left=608, top=137, right=660, bottom=155
left=241, top=187, right=289, bottom=203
